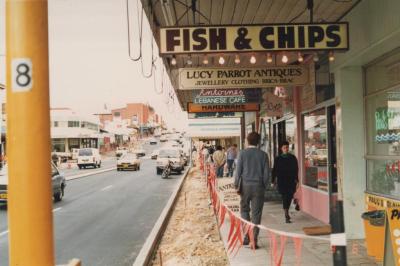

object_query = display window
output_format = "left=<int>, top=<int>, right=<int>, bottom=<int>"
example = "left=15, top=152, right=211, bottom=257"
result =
left=52, top=139, right=66, bottom=152
left=303, top=108, right=328, bottom=192
left=365, top=49, right=400, bottom=197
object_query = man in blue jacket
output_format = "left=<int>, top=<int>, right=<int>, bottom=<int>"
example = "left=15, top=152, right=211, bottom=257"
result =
left=234, top=132, right=270, bottom=249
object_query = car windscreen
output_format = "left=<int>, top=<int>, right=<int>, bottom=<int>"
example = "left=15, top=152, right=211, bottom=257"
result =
left=121, top=154, right=137, bottom=160
left=158, top=149, right=180, bottom=158
left=78, top=149, right=93, bottom=156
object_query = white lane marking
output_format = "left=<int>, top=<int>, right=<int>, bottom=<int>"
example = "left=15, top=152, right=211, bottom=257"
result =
left=53, top=207, right=62, bottom=213
left=0, top=230, right=8, bottom=237
left=101, top=185, right=113, bottom=192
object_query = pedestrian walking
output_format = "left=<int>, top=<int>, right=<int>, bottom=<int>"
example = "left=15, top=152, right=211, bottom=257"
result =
left=226, top=144, right=238, bottom=177
left=52, top=151, right=58, bottom=166
left=234, top=132, right=270, bottom=249
left=272, top=141, right=299, bottom=223
left=212, top=145, right=226, bottom=178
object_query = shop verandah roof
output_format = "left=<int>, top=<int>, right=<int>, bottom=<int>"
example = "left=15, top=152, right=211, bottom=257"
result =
left=139, top=0, right=360, bottom=111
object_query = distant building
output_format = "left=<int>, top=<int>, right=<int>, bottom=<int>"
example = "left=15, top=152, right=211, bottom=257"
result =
left=95, top=103, right=161, bottom=136
left=50, top=108, right=102, bottom=154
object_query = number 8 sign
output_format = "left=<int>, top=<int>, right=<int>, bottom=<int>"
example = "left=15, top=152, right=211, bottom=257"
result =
left=11, top=58, right=33, bottom=92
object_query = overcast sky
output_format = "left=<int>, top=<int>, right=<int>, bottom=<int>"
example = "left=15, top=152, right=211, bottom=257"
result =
left=0, top=0, right=188, bottom=129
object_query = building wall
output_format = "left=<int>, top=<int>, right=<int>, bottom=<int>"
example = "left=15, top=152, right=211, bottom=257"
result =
left=331, top=0, right=400, bottom=239
left=98, top=114, right=113, bottom=128
left=111, top=103, right=151, bottom=125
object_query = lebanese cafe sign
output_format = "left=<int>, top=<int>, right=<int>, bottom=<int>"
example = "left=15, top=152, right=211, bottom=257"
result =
left=160, top=23, right=349, bottom=54
left=193, top=88, right=261, bottom=104
left=179, top=66, right=308, bottom=90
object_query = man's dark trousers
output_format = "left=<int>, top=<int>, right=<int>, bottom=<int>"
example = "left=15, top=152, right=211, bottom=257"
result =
left=227, top=159, right=235, bottom=177
left=240, top=184, right=265, bottom=242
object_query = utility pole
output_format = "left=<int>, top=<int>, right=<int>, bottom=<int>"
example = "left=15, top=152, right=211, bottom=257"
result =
left=6, top=1, right=55, bottom=265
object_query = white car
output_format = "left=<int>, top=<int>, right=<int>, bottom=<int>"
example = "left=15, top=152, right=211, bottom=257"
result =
left=156, top=148, right=184, bottom=175
left=77, top=148, right=101, bottom=169
left=160, top=136, right=167, bottom=142
left=117, top=153, right=141, bottom=171
left=149, top=138, right=157, bottom=145
left=116, top=148, right=128, bottom=159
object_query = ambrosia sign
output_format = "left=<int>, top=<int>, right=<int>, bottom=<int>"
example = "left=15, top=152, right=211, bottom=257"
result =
left=179, top=66, right=308, bottom=90
left=160, top=23, right=349, bottom=54
left=188, top=103, right=259, bottom=113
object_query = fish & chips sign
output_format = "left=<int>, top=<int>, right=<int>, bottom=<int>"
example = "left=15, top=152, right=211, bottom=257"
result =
left=160, top=23, right=349, bottom=54
left=179, top=66, right=308, bottom=90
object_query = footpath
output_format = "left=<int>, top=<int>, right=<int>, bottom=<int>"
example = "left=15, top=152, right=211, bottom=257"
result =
left=202, top=164, right=379, bottom=266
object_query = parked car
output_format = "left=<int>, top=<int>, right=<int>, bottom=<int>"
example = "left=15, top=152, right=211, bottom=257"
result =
left=156, top=148, right=184, bottom=175
left=160, top=136, right=167, bottom=142
left=151, top=149, right=159, bottom=160
left=0, top=162, right=66, bottom=203
left=117, top=153, right=141, bottom=171
left=149, top=138, right=157, bottom=145
left=77, top=148, right=101, bottom=169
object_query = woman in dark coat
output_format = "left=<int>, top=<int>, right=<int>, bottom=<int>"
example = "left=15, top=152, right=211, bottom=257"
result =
left=272, top=141, right=299, bottom=223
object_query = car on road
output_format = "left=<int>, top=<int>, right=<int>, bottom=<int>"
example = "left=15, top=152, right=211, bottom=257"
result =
left=0, top=162, right=66, bottom=203
left=117, top=153, right=141, bottom=171
left=156, top=148, right=184, bottom=175
left=149, top=138, right=157, bottom=145
left=166, top=140, right=181, bottom=148
left=160, top=135, right=167, bottom=142
left=77, top=148, right=102, bottom=169
left=132, top=147, right=146, bottom=157
left=116, top=148, right=128, bottom=159
left=151, top=149, right=159, bottom=160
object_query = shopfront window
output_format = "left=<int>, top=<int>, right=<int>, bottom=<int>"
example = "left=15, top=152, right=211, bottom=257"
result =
left=68, top=138, right=80, bottom=150
left=367, top=159, right=399, bottom=196
left=52, top=139, right=66, bottom=152
left=366, top=88, right=400, bottom=156
left=366, top=49, right=400, bottom=197
left=303, top=108, right=328, bottom=191
left=81, top=138, right=98, bottom=148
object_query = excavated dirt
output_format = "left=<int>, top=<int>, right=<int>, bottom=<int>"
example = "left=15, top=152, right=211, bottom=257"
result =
left=151, top=167, right=229, bottom=266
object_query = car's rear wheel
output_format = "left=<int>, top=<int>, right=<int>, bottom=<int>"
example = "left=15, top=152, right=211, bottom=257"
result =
left=54, top=186, right=64, bottom=202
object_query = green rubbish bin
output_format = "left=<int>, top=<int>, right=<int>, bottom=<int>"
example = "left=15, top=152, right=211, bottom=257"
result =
left=361, top=210, right=385, bottom=261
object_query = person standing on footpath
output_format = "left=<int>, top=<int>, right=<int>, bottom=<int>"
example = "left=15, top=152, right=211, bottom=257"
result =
left=226, top=144, right=238, bottom=177
left=234, top=132, right=270, bottom=249
left=272, top=141, right=299, bottom=223
left=213, top=145, right=226, bottom=178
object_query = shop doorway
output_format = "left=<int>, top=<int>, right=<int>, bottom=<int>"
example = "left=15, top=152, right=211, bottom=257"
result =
left=273, top=117, right=296, bottom=159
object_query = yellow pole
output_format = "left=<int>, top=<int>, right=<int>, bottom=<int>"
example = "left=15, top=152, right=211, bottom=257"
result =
left=6, top=1, right=54, bottom=265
